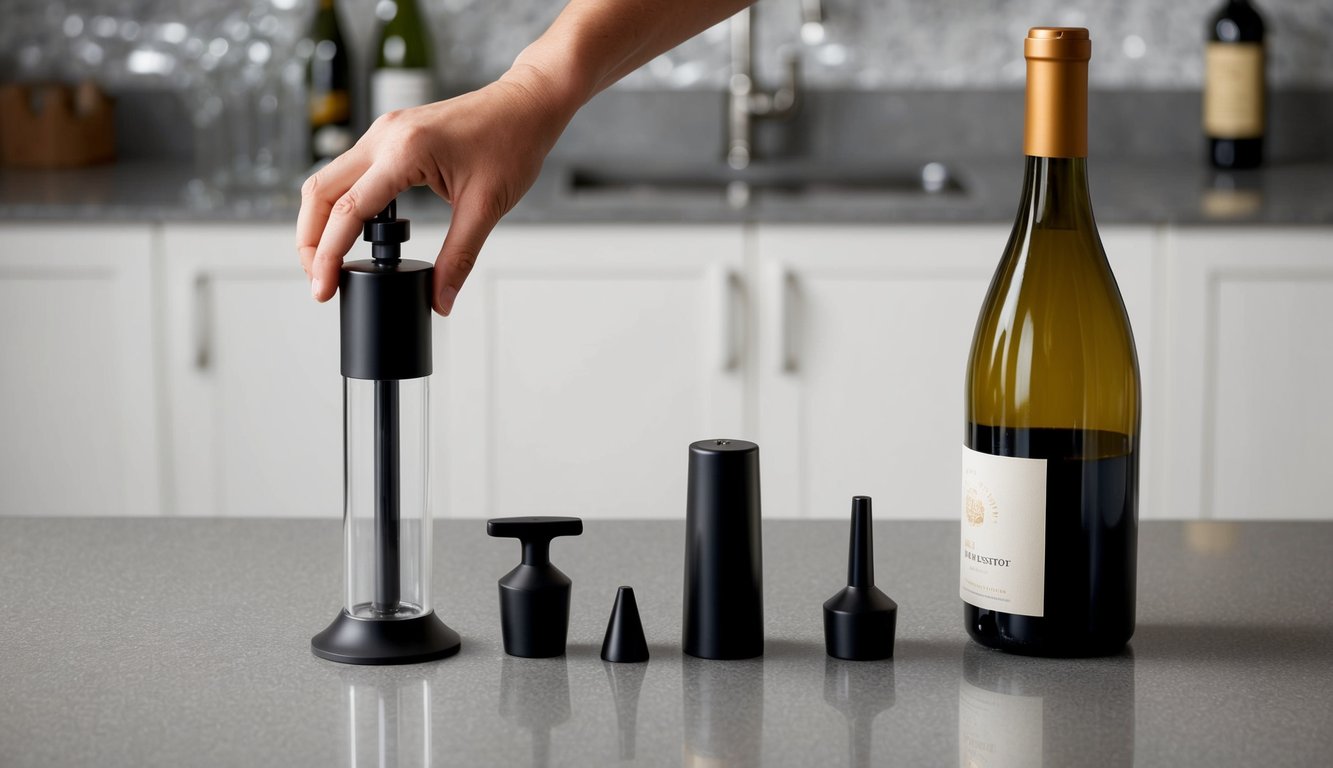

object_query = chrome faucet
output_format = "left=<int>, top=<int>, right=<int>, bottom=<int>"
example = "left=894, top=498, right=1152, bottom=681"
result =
left=727, top=3, right=803, bottom=170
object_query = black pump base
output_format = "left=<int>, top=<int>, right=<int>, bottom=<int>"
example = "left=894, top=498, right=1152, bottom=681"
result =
left=311, top=610, right=461, bottom=665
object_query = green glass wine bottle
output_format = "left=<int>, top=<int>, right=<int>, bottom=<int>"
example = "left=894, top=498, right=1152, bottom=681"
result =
left=307, top=0, right=352, bottom=163
left=961, top=28, right=1140, bottom=657
left=371, top=0, right=435, bottom=119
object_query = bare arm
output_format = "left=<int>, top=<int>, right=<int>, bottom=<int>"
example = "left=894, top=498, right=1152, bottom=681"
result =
left=297, top=0, right=753, bottom=315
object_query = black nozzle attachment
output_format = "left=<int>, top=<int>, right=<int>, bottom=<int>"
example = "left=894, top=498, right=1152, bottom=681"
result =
left=340, top=198, right=431, bottom=381
left=823, top=496, right=897, bottom=661
left=487, top=516, right=583, bottom=658
left=601, top=586, right=649, bottom=663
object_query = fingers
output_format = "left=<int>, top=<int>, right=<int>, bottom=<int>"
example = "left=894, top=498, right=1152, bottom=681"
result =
left=297, top=149, right=368, bottom=279
left=433, top=195, right=502, bottom=316
left=310, top=165, right=407, bottom=302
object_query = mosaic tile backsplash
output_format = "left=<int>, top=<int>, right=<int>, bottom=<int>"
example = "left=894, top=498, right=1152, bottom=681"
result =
left=3, top=0, right=1331, bottom=92
left=394, top=0, right=1333, bottom=91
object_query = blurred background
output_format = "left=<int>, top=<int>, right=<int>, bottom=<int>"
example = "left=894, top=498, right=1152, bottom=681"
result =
left=0, top=0, right=1330, bottom=522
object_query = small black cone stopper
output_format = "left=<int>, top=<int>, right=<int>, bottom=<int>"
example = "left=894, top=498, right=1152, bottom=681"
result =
left=601, top=586, right=649, bottom=663
left=487, top=516, right=583, bottom=658
left=823, top=496, right=897, bottom=660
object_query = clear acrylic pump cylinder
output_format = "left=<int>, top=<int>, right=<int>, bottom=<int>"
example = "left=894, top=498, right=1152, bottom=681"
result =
left=343, top=375, right=430, bottom=620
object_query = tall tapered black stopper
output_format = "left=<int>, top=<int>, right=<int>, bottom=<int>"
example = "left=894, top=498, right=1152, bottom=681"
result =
left=601, top=586, right=650, bottom=663
left=823, top=496, right=897, bottom=660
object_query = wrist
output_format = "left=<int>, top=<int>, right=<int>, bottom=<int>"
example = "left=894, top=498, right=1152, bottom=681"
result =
left=500, top=49, right=589, bottom=144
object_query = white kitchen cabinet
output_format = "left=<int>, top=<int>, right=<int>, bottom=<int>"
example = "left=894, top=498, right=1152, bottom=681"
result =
left=1164, top=226, right=1333, bottom=520
left=436, top=224, right=746, bottom=519
left=161, top=224, right=344, bottom=517
left=753, top=224, right=1161, bottom=520
left=6, top=217, right=1324, bottom=523
left=0, top=224, right=161, bottom=516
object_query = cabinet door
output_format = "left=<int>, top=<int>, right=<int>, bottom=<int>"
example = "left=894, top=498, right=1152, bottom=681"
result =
left=0, top=225, right=160, bottom=516
left=1166, top=227, right=1333, bottom=520
left=754, top=225, right=1159, bottom=520
left=162, top=224, right=343, bottom=517
left=437, top=224, right=746, bottom=519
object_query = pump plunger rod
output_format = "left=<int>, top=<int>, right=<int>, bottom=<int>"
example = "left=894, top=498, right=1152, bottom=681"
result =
left=373, top=378, right=401, bottom=614
left=370, top=202, right=404, bottom=615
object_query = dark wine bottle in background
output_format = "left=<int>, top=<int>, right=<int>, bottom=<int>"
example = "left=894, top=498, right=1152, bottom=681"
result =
left=307, top=0, right=353, bottom=164
left=372, top=0, right=435, bottom=119
left=1204, top=0, right=1266, bottom=169
left=961, top=28, right=1140, bottom=657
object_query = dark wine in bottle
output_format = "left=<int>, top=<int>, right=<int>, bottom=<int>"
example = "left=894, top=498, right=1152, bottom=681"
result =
left=961, top=28, right=1140, bottom=657
left=307, top=0, right=353, bottom=163
left=1205, top=0, right=1266, bottom=169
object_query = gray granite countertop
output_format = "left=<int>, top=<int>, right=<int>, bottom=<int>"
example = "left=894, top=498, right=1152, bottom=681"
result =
left=1, top=518, right=1330, bottom=767
left=1, top=156, right=1331, bottom=226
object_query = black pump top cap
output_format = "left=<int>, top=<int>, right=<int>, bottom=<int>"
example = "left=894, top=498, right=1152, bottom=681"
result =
left=487, top=516, right=583, bottom=566
left=340, top=199, right=432, bottom=381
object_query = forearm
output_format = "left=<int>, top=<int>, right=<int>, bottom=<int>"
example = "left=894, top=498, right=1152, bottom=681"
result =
left=505, top=0, right=754, bottom=121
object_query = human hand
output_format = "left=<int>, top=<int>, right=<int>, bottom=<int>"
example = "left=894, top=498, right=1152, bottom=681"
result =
left=297, top=65, right=573, bottom=315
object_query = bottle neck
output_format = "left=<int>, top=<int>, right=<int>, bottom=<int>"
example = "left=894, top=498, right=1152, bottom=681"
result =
left=1018, top=157, right=1096, bottom=231
left=391, top=0, right=422, bottom=25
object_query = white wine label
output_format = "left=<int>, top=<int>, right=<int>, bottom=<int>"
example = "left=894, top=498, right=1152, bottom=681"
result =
left=960, top=445, right=1046, bottom=617
left=312, top=125, right=353, bottom=158
left=371, top=69, right=434, bottom=119
left=1204, top=43, right=1264, bottom=139
left=958, top=678, right=1044, bottom=768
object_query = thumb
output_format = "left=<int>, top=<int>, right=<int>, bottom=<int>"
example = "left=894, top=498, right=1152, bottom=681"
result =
left=433, top=197, right=500, bottom=316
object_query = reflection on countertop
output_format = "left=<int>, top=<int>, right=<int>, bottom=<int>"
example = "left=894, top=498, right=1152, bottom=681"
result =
left=340, top=669, right=433, bottom=768
left=959, top=644, right=1135, bottom=768
left=1, top=518, right=1332, bottom=766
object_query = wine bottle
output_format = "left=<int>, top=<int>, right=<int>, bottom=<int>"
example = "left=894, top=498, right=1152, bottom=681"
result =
left=1204, top=0, right=1266, bottom=169
left=961, top=28, right=1140, bottom=657
left=371, top=0, right=435, bottom=119
left=307, top=0, right=353, bottom=164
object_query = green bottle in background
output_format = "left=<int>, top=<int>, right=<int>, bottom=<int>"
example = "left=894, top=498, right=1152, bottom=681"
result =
left=372, top=0, right=435, bottom=118
left=307, top=0, right=353, bottom=163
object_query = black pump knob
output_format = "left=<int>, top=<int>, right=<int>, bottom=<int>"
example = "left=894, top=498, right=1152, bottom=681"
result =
left=823, top=496, right=897, bottom=661
left=487, top=516, right=583, bottom=658
left=363, top=200, right=410, bottom=264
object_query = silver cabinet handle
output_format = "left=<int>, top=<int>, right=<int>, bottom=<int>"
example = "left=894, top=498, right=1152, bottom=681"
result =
left=709, top=265, right=743, bottom=372
left=772, top=263, right=798, bottom=374
left=193, top=273, right=211, bottom=371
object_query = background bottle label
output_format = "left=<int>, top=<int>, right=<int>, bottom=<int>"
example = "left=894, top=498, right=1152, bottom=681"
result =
left=960, top=445, right=1046, bottom=617
left=312, top=125, right=354, bottom=158
left=372, top=69, right=433, bottom=118
left=1204, top=43, right=1264, bottom=138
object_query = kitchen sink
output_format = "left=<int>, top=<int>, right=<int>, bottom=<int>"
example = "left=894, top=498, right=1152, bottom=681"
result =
left=566, top=161, right=967, bottom=204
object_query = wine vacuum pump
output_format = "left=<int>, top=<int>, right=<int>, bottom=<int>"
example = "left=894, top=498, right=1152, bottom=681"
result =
left=312, top=200, right=461, bottom=664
